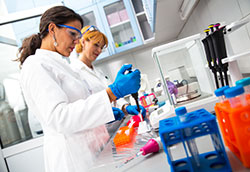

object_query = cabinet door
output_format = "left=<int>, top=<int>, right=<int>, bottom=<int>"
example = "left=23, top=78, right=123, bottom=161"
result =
left=131, top=0, right=154, bottom=41
left=142, top=0, right=156, bottom=32
left=97, top=0, right=143, bottom=54
left=78, top=5, right=112, bottom=60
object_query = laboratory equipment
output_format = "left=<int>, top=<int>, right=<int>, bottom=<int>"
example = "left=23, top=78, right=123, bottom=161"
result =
left=113, top=124, right=135, bottom=147
left=0, top=83, right=21, bottom=148
left=139, top=137, right=162, bottom=155
left=224, top=85, right=247, bottom=108
left=215, top=85, right=250, bottom=168
left=140, top=93, right=156, bottom=108
left=175, top=107, right=200, bottom=166
left=210, top=23, right=229, bottom=86
left=214, top=86, right=230, bottom=103
left=116, top=136, right=162, bottom=169
left=159, top=108, right=232, bottom=172
left=202, top=29, right=219, bottom=88
left=152, top=34, right=217, bottom=126
left=149, top=103, right=175, bottom=129
left=236, top=77, right=250, bottom=94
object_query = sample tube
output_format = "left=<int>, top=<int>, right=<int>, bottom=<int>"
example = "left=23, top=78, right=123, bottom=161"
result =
left=175, top=107, right=200, bottom=166
left=236, top=77, right=250, bottom=94
left=214, top=86, right=230, bottom=103
left=224, top=85, right=247, bottom=108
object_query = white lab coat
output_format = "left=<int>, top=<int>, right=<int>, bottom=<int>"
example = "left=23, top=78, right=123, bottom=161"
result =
left=70, top=58, right=127, bottom=108
left=20, top=49, right=115, bottom=172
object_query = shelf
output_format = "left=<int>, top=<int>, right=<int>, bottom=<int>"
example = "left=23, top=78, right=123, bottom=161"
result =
left=222, top=50, right=250, bottom=63
left=136, top=11, right=145, bottom=17
left=110, top=19, right=130, bottom=29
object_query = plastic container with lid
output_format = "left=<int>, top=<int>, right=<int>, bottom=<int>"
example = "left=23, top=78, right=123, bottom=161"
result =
left=175, top=107, right=200, bottom=166
left=224, top=85, right=247, bottom=108
left=214, top=86, right=230, bottom=103
left=236, top=77, right=250, bottom=94
left=175, top=106, right=188, bottom=122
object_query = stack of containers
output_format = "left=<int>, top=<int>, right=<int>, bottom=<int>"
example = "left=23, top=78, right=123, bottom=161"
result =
left=214, top=77, right=250, bottom=168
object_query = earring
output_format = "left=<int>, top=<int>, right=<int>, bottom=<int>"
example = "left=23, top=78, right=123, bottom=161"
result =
left=54, top=41, right=58, bottom=47
left=53, top=35, right=58, bottom=47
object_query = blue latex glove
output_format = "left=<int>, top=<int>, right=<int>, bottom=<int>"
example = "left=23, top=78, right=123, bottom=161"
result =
left=109, top=64, right=141, bottom=99
left=126, top=105, right=146, bottom=118
left=112, top=107, right=125, bottom=121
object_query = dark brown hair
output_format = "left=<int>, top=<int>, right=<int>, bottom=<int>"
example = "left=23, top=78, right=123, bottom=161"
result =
left=16, top=6, right=83, bottom=67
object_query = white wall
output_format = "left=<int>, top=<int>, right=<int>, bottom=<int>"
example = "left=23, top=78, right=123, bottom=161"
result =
left=94, top=0, right=250, bottom=90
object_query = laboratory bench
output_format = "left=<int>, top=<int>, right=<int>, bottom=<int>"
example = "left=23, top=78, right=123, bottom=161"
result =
left=89, top=115, right=250, bottom=172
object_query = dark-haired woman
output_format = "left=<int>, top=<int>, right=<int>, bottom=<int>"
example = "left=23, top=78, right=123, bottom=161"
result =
left=17, top=6, right=141, bottom=172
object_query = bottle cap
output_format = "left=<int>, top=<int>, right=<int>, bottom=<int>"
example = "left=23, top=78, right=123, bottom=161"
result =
left=224, top=85, right=244, bottom=98
left=214, top=86, right=230, bottom=97
left=236, top=77, right=250, bottom=87
left=175, top=106, right=187, bottom=116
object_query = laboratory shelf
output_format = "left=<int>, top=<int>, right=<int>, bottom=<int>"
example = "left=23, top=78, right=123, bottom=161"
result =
left=110, top=19, right=130, bottom=29
left=222, top=50, right=250, bottom=63
left=136, top=11, right=146, bottom=17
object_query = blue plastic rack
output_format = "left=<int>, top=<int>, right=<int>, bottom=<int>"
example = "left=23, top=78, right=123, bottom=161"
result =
left=159, top=108, right=232, bottom=172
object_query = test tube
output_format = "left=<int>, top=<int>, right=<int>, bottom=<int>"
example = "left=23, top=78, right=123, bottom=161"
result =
left=236, top=77, right=250, bottom=94
left=224, top=85, right=247, bottom=108
left=214, top=86, right=230, bottom=103
left=175, top=107, right=200, bottom=166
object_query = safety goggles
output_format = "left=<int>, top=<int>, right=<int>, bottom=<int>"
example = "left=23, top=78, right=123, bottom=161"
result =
left=56, top=24, right=82, bottom=40
left=82, top=25, right=99, bottom=35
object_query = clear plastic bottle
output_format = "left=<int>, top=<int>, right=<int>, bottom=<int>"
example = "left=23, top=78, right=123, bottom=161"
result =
left=175, top=107, right=200, bottom=166
left=214, top=86, right=230, bottom=103
left=224, top=85, right=247, bottom=108
left=236, top=77, right=250, bottom=94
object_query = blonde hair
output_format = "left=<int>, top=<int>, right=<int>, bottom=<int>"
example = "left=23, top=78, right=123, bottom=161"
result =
left=75, top=25, right=108, bottom=53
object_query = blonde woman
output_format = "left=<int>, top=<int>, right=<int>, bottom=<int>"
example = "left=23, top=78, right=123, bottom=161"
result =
left=71, top=25, right=146, bottom=121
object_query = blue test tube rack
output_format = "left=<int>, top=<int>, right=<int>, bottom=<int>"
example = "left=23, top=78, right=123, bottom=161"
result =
left=159, top=108, right=232, bottom=172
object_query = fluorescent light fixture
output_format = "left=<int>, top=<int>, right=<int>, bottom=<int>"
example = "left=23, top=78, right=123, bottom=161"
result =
left=0, top=2, right=63, bottom=26
left=179, top=0, right=199, bottom=20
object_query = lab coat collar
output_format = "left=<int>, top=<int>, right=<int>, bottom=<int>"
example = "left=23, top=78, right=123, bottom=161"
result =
left=36, top=49, right=69, bottom=65
left=72, top=58, right=99, bottom=77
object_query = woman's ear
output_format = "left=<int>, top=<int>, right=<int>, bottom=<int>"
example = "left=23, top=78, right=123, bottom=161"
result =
left=81, top=39, right=86, bottom=50
left=48, top=23, right=58, bottom=37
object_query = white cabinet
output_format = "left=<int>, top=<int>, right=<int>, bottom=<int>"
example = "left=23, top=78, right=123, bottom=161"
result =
left=6, top=146, right=44, bottom=172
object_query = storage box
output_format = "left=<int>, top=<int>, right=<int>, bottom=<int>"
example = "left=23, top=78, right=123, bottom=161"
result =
left=118, top=9, right=129, bottom=21
left=107, top=12, right=121, bottom=26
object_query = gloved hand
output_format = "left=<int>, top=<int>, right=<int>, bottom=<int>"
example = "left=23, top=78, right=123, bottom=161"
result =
left=126, top=105, right=146, bottom=118
left=109, top=64, right=141, bottom=99
left=112, top=107, right=125, bottom=121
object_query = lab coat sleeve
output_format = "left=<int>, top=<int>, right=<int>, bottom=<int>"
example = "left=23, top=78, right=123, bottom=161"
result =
left=21, top=61, right=114, bottom=135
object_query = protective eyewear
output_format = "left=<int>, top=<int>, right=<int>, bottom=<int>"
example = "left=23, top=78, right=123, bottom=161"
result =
left=82, top=25, right=99, bottom=35
left=56, top=24, right=82, bottom=40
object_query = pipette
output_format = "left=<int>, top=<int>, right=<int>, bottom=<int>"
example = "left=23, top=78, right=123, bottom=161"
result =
left=115, top=137, right=162, bottom=169
left=131, top=92, right=143, bottom=121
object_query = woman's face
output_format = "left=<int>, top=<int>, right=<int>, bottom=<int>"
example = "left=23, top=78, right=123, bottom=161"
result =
left=83, top=39, right=105, bottom=63
left=54, top=20, right=82, bottom=57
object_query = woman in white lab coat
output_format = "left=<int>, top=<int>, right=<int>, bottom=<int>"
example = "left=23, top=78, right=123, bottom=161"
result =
left=16, top=6, right=141, bottom=172
left=71, top=25, right=146, bottom=119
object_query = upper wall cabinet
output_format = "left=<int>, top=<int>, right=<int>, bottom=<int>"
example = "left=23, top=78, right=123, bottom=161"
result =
left=3, top=0, right=157, bottom=59
left=142, top=0, right=156, bottom=32
left=131, top=0, right=155, bottom=42
left=96, top=0, right=143, bottom=54
left=77, top=5, right=112, bottom=60
left=62, top=0, right=96, bottom=11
